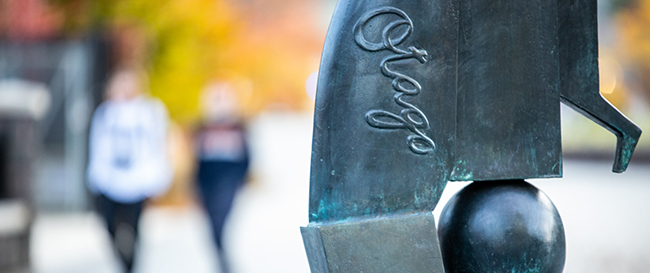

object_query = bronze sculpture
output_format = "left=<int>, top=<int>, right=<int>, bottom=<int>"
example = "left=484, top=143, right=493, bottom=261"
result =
left=302, top=0, right=642, bottom=272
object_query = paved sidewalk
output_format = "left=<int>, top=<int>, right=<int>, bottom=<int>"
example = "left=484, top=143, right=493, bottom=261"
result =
left=31, top=112, right=650, bottom=273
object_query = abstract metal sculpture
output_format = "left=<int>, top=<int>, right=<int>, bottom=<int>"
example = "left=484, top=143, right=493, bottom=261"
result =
left=301, top=0, right=642, bottom=272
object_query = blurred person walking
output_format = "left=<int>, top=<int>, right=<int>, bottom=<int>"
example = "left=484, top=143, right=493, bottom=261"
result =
left=87, top=67, right=173, bottom=272
left=195, top=81, right=250, bottom=273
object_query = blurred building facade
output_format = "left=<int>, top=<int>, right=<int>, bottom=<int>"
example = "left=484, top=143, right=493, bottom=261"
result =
left=0, top=0, right=333, bottom=212
left=1, top=0, right=111, bottom=211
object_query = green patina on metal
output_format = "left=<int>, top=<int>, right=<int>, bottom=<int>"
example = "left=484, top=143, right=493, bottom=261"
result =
left=306, top=0, right=641, bottom=234
left=302, top=0, right=642, bottom=272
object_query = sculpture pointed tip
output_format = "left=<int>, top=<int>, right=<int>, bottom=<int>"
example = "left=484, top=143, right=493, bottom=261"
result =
left=613, top=129, right=642, bottom=173
left=612, top=165, right=626, bottom=174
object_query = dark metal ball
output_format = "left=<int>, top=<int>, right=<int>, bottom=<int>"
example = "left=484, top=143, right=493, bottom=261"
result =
left=438, top=180, right=565, bottom=273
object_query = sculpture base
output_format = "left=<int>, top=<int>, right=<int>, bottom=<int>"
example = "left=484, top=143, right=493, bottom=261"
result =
left=301, top=212, right=444, bottom=273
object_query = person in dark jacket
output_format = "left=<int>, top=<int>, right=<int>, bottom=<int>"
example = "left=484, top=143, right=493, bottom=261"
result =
left=195, top=81, right=250, bottom=273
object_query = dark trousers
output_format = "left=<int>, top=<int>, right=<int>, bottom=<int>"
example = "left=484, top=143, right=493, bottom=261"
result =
left=95, top=194, right=144, bottom=273
left=197, top=160, right=248, bottom=273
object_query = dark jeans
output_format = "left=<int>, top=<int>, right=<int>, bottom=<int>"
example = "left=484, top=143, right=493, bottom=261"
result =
left=95, top=194, right=144, bottom=273
left=197, top=160, right=248, bottom=273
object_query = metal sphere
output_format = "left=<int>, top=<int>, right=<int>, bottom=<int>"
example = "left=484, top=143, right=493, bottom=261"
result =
left=438, top=180, right=565, bottom=273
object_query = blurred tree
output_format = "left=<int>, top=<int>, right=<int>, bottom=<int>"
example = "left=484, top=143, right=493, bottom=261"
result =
left=598, top=49, right=628, bottom=109
left=50, top=0, right=327, bottom=122
left=615, top=0, right=650, bottom=104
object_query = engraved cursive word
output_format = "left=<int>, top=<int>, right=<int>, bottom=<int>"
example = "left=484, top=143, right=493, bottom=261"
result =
left=353, top=7, right=435, bottom=155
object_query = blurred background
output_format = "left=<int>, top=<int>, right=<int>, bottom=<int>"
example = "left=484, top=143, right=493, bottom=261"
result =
left=0, top=0, right=649, bottom=272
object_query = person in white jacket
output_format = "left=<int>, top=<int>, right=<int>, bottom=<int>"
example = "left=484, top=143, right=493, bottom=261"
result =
left=87, top=67, right=172, bottom=272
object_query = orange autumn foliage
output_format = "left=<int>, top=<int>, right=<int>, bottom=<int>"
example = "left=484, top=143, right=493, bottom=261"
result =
left=616, top=0, right=650, bottom=104
left=54, top=0, right=329, bottom=122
